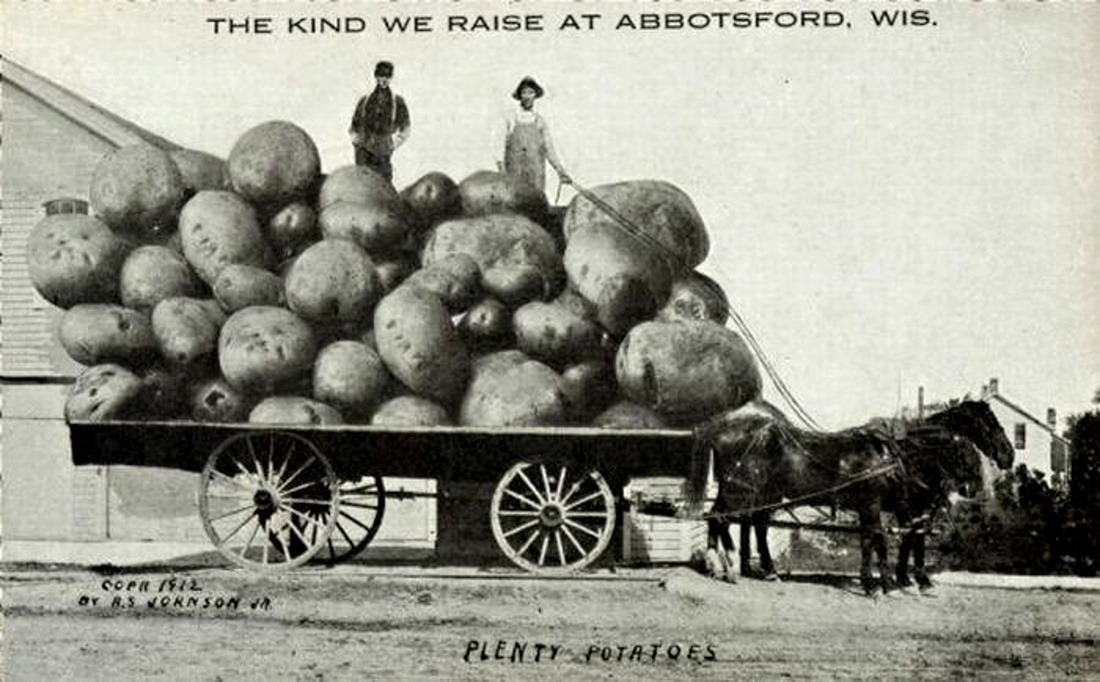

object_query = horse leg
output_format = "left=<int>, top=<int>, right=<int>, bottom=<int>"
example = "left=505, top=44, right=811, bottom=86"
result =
left=871, top=501, right=896, bottom=595
left=739, top=521, right=754, bottom=578
left=704, top=517, right=727, bottom=580
left=858, top=509, right=877, bottom=596
left=895, top=509, right=914, bottom=588
left=753, top=512, right=779, bottom=580
left=913, top=523, right=933, bottom=591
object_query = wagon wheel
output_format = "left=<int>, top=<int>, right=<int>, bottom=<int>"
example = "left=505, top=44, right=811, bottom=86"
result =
left=490, top=460, right=616, bottom=574
left=309, top=476, right=386, bottom=565
left=199, top=430, right=340, bottom=571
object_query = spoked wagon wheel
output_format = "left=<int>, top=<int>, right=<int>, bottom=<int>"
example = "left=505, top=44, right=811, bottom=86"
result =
left=309, top=476, right=386, bottom=565
left=199, top=431, right=340, bottom=571
left=490, top=460, right=616, bottom=574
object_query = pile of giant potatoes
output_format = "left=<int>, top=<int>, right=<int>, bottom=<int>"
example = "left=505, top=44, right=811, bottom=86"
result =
left=31, top=121, right=762, bottom=428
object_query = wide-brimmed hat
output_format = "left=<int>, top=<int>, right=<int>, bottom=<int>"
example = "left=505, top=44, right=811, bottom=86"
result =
left=374, top=61, right=394, bottom=78
left=512, top=76, right=544, bottom=100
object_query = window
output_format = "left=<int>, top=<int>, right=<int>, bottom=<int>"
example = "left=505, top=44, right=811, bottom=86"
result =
left=1014, top=423, right=1027, bottom=449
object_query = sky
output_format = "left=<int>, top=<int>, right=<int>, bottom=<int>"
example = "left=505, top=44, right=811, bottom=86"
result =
left=4, top=1, right=1098, bottom=431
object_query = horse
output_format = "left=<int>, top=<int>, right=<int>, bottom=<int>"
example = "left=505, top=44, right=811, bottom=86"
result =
left=687, top=399, right=1015, bottom=595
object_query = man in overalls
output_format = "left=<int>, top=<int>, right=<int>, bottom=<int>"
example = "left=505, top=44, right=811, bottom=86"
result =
left=349, top=60, right=411, bottom=182
left=500, top=76, right=571, bottom=196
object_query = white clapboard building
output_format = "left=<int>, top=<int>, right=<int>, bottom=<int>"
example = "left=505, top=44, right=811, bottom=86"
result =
left=1, top=60, right=434, bottom=562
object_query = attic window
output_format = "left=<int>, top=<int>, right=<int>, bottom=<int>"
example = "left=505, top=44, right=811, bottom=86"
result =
left=1014, top=423, right=1026, bottom=450
left=43, top=198, right=89, bottom=216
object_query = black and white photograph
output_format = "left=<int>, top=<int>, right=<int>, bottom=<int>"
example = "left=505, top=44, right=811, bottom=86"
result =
left=2, top=1, right=1098, bottom=679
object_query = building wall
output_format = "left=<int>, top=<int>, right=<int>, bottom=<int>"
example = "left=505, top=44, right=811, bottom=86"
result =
left=2, top=84, right=114, bottom=378
left=988, top=399, right=1061, bottom=481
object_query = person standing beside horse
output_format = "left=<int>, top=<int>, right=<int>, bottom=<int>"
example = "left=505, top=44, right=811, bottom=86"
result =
left=349, top=60, right=411, bottom=183
left=498, top=76, right=571, bottom=197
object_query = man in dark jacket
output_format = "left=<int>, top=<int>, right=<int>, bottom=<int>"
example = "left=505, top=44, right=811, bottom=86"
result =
left=349, top=60, right=410, bottom=182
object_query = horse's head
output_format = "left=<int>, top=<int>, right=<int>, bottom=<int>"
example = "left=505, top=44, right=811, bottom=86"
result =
left=927, top=400, right=1015, bottom=470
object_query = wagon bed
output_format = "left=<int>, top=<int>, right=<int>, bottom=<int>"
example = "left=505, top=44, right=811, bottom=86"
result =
left=69, top=420, right=699, bottom=574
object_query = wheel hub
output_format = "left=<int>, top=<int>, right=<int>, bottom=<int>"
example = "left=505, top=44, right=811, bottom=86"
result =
left=540, top=503, right=565, bottom=528
left=253, top=488, right=277, bottom=514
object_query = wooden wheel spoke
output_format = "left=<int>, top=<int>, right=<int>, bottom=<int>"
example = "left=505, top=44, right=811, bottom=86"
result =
left=280, top=497, right=332, bottom=506
left=564, top=490, right=606, bottom=511
left=562, top=524, right=586, bottom=555
left=564, top=511, right=609, bottom=518
left=503, top=519, right=541, bottom=539
left=555, top=530, right=567, bottom=566
left=216, top=509, right=259, bottom=546
left=335, top=520, right=357, bottom=547
left=285, top=506, right=328, bottom=532
left=515, top=527, right=542, bottom=556
left=338, top=510, right=374, bottom=532
left=516, top=468, right=546, bottom=505
left=280, top=454, right=318, bottom=493
left=339, top=501, right=379, bottom=511
left=209, top=503, right=256, bottom=522
left=286, top=517, right=312, bottom=549
left=564, top=518, right=602, bottom=539
left=278, top=479, right=322, bottom=497
left=238, top=519, right=261, bottom=558
left=555, top=465, right=567, bottom=501
left=503, top=488, right=542, bottom=510
left=559, top=477, right=586, bottom=506
left=244, top=437, right=265, bottom=483
left=498, top=510, right=540, bottom=517
left=538, top=534, right=549, bottom=566
left=540, top=464, right=554, bottom=501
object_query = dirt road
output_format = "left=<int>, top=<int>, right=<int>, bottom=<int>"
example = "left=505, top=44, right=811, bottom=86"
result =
left=2, top=565, right=1097, bottom=680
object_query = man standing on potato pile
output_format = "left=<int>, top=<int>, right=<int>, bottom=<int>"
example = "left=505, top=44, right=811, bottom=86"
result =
left=350, top=60, right=410, bottom=183
left=499, top=76, right=571, bottom=196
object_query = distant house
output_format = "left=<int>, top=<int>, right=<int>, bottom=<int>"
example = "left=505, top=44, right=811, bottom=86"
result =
left=979, top=378, right=1071, bottom=487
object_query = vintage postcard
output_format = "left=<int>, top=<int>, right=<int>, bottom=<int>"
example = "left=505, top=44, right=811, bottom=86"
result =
left=2, top=1, right=1098, bottom=679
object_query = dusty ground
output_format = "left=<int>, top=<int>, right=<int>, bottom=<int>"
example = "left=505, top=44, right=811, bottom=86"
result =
left=2, top=564, right=1098, bottom=681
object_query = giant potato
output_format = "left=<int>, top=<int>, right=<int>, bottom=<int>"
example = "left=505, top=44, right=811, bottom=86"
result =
left=371, top=396, right=452, bottom=427
left=179, top=190, right=274, bottom=285
left=421, top=214, right=563, bottom=304
left=266, top=202, right=318, bottom=260
left=374, top=286, right=469, bottom=404
left=401, top=254, right=481, bottom=312
left=89, top=144, right=185, bottom=238
left=656, top=271, right=730, bottom=324
left=151, top=297, right=226, bottom=368
left=458, top=170, right=548, bottom=222
left=27, top=214, right=131, bottom=308
left=319, top=200, right=412, bottom=254
left=512, top=301, right=603, bottom=367
left=58, top=304, right=157, bottom=366
left=191, top=376, right=252, bottom=423
left=284, top=240, right=381, bottom=324
left=119, top=245, right=204, bottom=312
left=317, top=165, right=400, bottom=210
left=459, top=350, right=566, bottom=427
left=249, top=396, right=343, bottom=425
left=312, top=340, right=390, bottom=419
left=213, top=264, right=286, bottom=312
left=227, top=121, right=320, bottom=209
left=591, top=401, right=669, bottom=430
left=400, top=171, right=462, bottom=228
left=65, top=364, right=145, bottom=421
left=563, top=180, right=709, bottom=269
left=170, top=148, right=229, bottom=196
left=218, top=306, right=318, bottom=395
left=615, top=320, right=761, bottom=424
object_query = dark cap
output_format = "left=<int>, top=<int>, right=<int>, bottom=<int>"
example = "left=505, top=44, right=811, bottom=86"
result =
left=512, top=76, right=544, bottom=100
left=375, top=61, right=394, bottom=78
